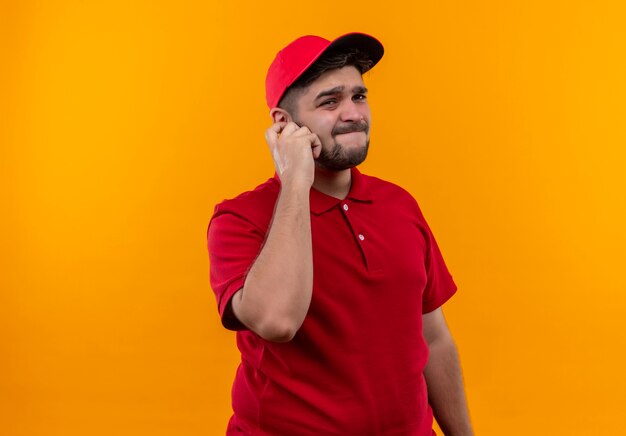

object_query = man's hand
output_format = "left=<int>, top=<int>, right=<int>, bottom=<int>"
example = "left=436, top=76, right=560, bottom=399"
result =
left=265, top=121, right=322, bottom=188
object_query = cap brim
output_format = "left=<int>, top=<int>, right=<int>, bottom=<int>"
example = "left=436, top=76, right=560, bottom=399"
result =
left=326, top=32, right=385, bottom=73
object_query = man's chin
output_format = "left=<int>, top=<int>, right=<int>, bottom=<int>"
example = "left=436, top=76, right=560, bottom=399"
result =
left=315, top=144, right=369, bottom=171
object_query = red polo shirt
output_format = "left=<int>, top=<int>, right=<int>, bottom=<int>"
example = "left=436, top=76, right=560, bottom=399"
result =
left=207, top=167, right=457, bottom=435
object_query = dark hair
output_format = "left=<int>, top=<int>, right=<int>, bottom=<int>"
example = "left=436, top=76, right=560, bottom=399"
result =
left=277, top=48, right=374, bottom=115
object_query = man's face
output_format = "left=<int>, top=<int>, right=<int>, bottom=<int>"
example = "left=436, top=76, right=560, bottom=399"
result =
left=292, top=66, right=371, bottom=171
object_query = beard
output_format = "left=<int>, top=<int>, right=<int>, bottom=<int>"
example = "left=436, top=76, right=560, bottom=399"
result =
left=315, top=137, right=370, bottom=171
left=293, top=116, right=371, bottom=172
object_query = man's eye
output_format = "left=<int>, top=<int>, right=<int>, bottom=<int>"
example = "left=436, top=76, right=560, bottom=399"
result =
left=320, top=99, right=337, bottom=106
left=353, top=94, right=367, bottom=101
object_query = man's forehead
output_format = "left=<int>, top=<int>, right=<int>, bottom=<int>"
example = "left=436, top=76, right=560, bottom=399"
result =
left=301, top=66, right=365, bottom=98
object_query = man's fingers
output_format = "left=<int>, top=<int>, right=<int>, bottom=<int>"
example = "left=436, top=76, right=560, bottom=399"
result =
left=265, top=130, right=278, bottom=147
left=269, top=121, right=287, bottom=132
left=265, top=122, right=287, bottom=146
left=280, top=122, right=300, bottom=137
left=307, top=133, right=322, bottom=148
left=291, top=126, right=311, bottom=137
left=307, top=134, right=322, bottom=159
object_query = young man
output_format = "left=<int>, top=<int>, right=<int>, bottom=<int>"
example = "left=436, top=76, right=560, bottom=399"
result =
left=208, top=32, right=473, bottom=435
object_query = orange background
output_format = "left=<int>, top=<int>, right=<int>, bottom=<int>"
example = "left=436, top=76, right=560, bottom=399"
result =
left=2, top=1, right=625, bottom=435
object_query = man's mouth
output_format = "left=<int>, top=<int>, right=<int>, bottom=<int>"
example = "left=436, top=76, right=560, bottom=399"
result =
left=337, top=131, right=365, bottom=135
left=333, top=121, right=368, bottom=136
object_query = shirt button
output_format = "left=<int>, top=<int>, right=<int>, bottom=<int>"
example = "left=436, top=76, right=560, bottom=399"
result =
left=343, top=204, right=349, bottom=211
left=358, top=234, right=365, bottom=241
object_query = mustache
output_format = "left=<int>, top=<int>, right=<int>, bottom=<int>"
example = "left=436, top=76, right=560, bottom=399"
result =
left=332, top=120, right=369, bottom=136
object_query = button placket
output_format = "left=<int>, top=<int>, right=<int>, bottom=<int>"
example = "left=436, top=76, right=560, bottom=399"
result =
left=339, top=202, right=374, bottom=271
left=342, top=201, right=382, bottom=274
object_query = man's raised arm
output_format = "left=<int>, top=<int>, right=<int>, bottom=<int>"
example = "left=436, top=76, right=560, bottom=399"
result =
left=230, top=121, right=322, bottom=342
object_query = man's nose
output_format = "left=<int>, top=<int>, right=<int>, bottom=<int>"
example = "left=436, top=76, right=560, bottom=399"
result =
left=339, top=99, right=365, bottom=122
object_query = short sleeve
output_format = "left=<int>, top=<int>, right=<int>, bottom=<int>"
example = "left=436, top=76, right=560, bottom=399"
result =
left=416, top=207, right=458, bottom=313
left=207, top=209, right=266, bottom=330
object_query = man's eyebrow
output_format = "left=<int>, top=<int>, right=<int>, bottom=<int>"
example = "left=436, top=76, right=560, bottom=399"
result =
left=314, top=86, right=344, bottom=101
left=314, top=85, right=369, bottom=101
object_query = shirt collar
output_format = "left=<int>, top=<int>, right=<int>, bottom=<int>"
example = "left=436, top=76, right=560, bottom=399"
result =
left=273, top=167, right=372, bottom=216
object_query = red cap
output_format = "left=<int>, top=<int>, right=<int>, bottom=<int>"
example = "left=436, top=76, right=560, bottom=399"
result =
left=265, top=32, right=384, bottom=109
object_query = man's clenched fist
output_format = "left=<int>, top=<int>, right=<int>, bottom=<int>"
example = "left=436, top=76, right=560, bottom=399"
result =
left=265, top=122, right=322, bottom=188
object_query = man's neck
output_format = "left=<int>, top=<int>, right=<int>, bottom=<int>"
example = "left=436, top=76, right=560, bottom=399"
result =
left=312, top=167, right=352, bottom=200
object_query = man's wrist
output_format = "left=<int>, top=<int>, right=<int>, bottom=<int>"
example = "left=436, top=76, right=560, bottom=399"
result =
left=280, top=178, right=312, bottom=196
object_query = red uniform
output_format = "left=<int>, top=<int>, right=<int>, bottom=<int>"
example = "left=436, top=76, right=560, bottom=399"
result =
left=208, top=167, right=457, bottom=435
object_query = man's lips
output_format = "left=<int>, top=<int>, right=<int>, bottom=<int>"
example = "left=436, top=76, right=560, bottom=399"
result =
left=332, top=121, right=368, bottom=136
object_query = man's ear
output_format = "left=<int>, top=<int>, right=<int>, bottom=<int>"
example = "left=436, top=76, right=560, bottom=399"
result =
left=269, top=108, right=292, bottom=124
